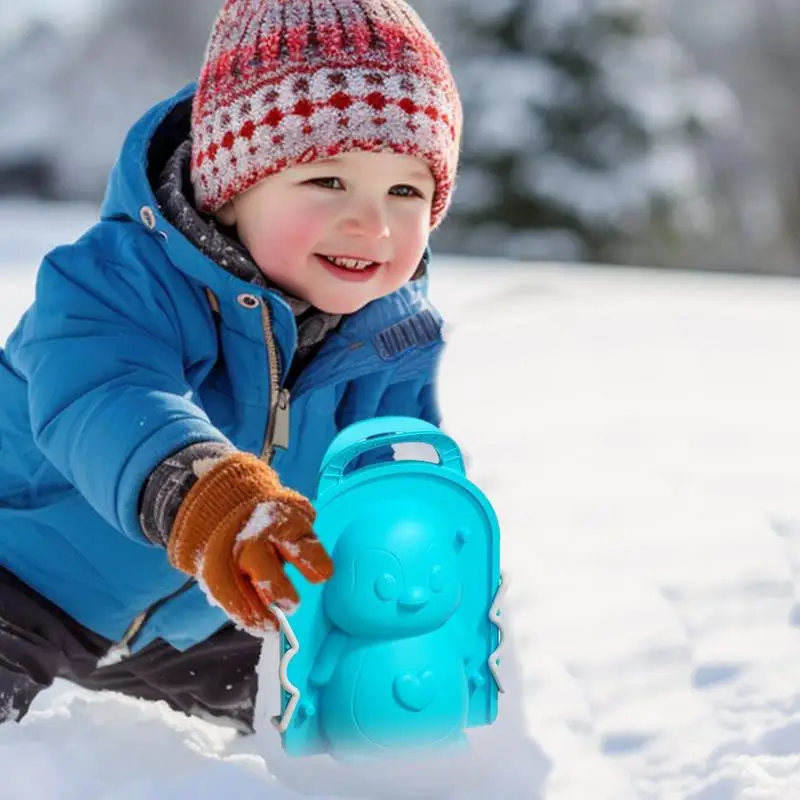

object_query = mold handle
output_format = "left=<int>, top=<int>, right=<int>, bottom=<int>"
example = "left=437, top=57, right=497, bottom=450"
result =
left=317, top=416, right=465, bottom=496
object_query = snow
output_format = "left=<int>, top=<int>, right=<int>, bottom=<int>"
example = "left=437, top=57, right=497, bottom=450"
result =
left=3, top=203, right=800, bottom=798
left=238, top=503, right=281, bottom=543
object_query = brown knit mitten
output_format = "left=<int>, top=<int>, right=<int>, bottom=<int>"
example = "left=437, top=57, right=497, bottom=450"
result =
left=167, top=452, right=333, bottom=635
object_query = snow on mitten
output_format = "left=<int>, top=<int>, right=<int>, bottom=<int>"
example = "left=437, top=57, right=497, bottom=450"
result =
left=167, top=452, right=333, bottom=634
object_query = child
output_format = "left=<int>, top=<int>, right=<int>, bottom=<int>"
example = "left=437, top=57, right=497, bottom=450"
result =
left=0, top=0, right=460, bottom=734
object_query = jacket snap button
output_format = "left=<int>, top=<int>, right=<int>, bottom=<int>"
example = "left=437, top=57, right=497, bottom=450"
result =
left=237, top=293, right=260, bottom=309
left=139, top=206, right=157, bottom=230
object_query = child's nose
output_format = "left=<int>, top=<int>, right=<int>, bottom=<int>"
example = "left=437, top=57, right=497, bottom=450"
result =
left=340, top=199, right=389, bottom=239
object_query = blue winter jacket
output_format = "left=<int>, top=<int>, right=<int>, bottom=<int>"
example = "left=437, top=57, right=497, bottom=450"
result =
left=0, top=84, right=444, bottom=653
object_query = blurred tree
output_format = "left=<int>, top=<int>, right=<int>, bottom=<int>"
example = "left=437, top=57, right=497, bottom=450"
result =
left=112, top=0, right=222, bottom=71
left=412, top=0, right=735, bottom=266
left=756, top=6, right=800, bottom=272
left=666, top=0, right=800, bottom=274
left=0, top=22, right=69, bottom=200
left=0, top=0, right=220, bottom=203
left=46, top=0, right=221, bottom=200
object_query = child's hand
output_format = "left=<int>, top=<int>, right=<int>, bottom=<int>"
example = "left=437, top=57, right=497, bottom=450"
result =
left=166, top=452, right=333, bottom=634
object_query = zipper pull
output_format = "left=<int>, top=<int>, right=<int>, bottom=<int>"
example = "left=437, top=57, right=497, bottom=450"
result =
left=272, top=388, right=291, bottom=450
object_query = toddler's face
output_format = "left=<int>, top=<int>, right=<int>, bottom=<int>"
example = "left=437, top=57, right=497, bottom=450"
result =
left=217, top=150, right=435, bottom=315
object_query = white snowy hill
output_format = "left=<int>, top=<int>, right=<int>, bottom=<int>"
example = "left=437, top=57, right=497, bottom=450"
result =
left=3, top=202, right=800, bottom=799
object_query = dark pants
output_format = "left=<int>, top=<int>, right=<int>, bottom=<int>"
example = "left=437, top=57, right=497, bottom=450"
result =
left=0, top=567, right=261, bottom=731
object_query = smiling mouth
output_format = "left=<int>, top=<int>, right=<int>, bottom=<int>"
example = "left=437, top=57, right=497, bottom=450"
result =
left=317, top=254, right=380, bottom=271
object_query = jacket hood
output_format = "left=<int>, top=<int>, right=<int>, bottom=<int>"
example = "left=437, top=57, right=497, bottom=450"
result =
left=101, top=83, right=195, bottom=230
left=98, top=83, right=242, bottom=298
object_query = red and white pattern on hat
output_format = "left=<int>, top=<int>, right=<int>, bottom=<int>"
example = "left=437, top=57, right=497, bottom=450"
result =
left=190, top=0, right=462, bottom=228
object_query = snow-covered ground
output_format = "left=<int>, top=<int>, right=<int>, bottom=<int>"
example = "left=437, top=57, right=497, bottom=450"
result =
left=3, top=202, right=800, bottom=799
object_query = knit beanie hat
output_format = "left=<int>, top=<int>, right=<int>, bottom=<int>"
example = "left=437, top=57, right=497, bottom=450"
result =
left=190, top=0, right=461, bottom=229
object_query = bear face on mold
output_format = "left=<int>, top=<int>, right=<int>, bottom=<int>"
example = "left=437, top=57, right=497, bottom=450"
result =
left=322, top=514, right=463, bottom=638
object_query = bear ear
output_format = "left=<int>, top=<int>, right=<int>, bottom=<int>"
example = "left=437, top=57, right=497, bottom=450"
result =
left=454, top=528, right=471, bottom=552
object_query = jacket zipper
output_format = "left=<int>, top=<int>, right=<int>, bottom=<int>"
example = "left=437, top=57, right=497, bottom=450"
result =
left=259, top=298, right=290, bottom=464
left=96, top=577, right=196, bottom=666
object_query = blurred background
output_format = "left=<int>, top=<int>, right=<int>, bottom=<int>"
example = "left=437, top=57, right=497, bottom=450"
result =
left=1, top=0, right=799, bottom=275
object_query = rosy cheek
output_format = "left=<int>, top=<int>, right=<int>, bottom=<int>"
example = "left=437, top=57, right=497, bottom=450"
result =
left=282, top=220, right=317, bottom=250
left=242, top=234, right=275, bottom=269
left=274, top=210, right=327, bottom=254
left=398, top=220, right=428, bottom=262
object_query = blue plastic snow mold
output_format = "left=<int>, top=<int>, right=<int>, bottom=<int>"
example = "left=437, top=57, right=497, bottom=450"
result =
left=270, top=416, right=506, bottom=760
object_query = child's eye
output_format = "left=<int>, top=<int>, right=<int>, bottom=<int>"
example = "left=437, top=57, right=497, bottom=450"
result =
left=390, top=184, right=424, bottom=198
left=307, top=177, right=344, bottom=190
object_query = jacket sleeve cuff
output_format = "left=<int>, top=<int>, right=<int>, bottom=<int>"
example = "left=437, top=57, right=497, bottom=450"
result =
left=137, top=440, right=237, bottom=547
left=115, top=418, right=232, bottom=543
